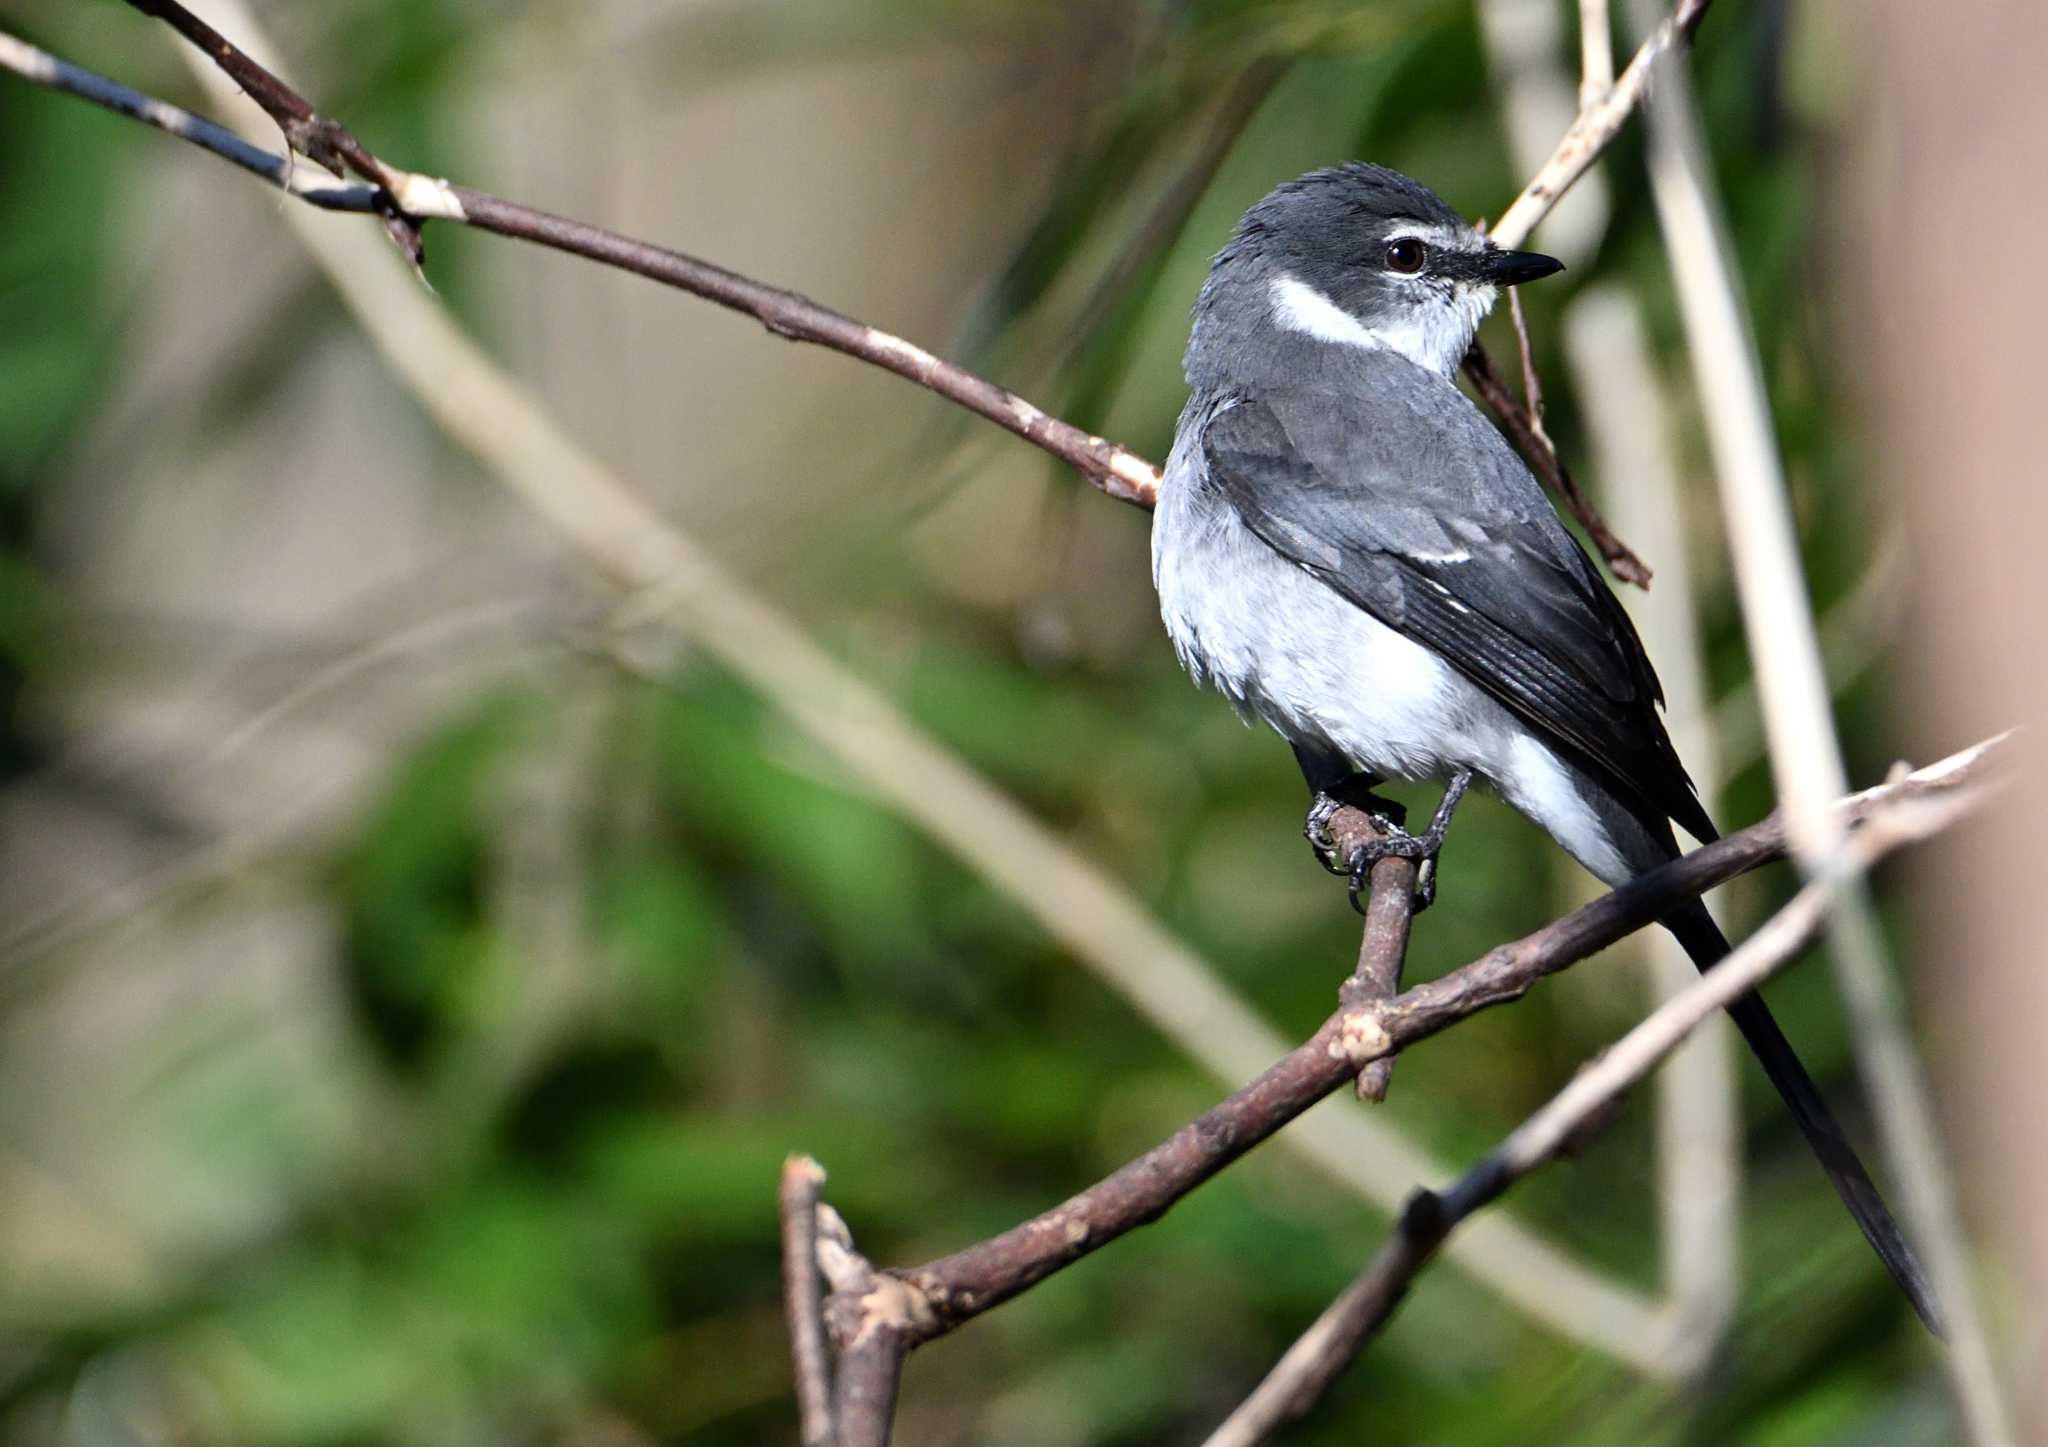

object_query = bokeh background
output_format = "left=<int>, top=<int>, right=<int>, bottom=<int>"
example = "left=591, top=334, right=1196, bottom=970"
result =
left=2, top=0, right=2042, bottom=1442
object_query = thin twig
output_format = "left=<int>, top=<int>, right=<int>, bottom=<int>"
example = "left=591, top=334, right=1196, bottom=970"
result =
left=0, top=32, right=376, bottom=211
left=0, top=12, right=1161, bottom=507
left=1464, top=0, right=1715, bottom=588
left=447, top=189, right=1159, bottom=507
left=101, top=0, right=1160, bottom=507
left=126, top=0, right=360, bottom=173
left=1465, top=340, right=1653, bottom=586
left=780, top=1157, right=836, bottom=1447
left=35, top=0, right=1710, bottom=521
left=1507, top=286, right=1553, bottom=453
left=892, top=739, right=2002, bottom=1340
left=1205, top=782, right=1988, bottom=1445
left=1631, top=6, right=2014, bottom=1440
left=1579, top=0, right=1616, bottom=108
left=1489, top=0, right=1713, bottom=250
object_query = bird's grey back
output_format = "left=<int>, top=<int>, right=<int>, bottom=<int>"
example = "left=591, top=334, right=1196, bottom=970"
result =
left=1192, top=340, right=1583, bottom=563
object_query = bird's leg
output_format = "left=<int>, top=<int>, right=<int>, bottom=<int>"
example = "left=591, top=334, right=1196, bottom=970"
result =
left=1346, top=769, right=1474, bottom=914
left=1409, top=769, right=1472, bottom=909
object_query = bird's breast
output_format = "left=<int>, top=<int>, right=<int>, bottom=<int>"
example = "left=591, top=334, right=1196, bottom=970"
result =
left=1152, top=440, right=1478, bottom=782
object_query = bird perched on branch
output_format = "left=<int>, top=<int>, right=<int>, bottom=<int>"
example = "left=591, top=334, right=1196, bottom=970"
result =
left=1150, top=161, right=1940, bottom=1332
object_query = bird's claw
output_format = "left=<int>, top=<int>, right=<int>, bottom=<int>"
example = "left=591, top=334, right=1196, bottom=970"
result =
left=1303, top=792, right=1349, bottom=875
left=1344, top=816, right=1443, bottom=915
left=1304, top=788, right=1407, bottom=875
left=1340, top=771, right=1473, bottom=916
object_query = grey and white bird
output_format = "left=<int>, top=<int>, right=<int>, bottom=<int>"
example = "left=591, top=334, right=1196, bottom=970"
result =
left=1152, top=161, right=1939, bottom=1331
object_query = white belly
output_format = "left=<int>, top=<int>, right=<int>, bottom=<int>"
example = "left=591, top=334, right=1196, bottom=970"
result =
left=1152, top=446, right=1471, bottom=779
left=1151, top=443, right=1634, bottom=885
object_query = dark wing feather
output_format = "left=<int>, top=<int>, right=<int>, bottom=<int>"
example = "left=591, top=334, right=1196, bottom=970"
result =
left=1202, top=376, right=1714, bottom=844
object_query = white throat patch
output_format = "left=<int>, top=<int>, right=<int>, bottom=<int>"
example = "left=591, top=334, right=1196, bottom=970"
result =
left=1269, top=271, right=1497, bottom=380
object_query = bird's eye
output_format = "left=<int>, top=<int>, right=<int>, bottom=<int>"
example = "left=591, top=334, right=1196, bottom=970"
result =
left=1385, top=238, right=1427, bottom=274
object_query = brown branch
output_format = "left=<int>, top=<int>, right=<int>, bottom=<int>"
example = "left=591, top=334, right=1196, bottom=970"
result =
left=1203, top=1188, right=1459, bottom=1447
left=1488, top=0, right=1714, bottom=249
left=1329, top=812, right=1419, bottom=1102
left=32, top=0, right=1709, bottom=527
left=780, top=1157, right=836, bottom=1447
left=1465, top=339, right=1653, bottom=587
left=1459, top=0, right=1720, bottom=589
left=890, top=737, right=2002, bottom=1342
left=444, top=190, right=1158, bottom=505
left=1205, top=777, right=1988, bottom=1445
left=829, top=1337, right=906, bottom=1447
left=815, top=1206, right=918, bottom=1447
left=1508, top=286, right=1554, bottom=453
left=123, top=2, right=320, bottom=147
left=102, top=0, right=1159, bottom=507
left=121, top=0, right=427, bottom=261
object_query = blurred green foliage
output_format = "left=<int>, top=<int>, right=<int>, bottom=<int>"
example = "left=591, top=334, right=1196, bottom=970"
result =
left=0, top=0, right=1945, bottom=1443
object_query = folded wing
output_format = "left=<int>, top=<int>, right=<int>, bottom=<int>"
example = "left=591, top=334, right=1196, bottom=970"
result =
left=1201, top=367, right=1714, bottom=845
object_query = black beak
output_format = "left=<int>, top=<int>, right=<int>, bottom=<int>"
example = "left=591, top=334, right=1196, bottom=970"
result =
left=1484, top=248, right=1565, bottom=286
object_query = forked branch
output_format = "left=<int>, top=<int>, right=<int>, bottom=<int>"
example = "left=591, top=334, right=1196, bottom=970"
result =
left=793, top=740, right=1998, bottom=1443
left=1204, top=774, right=1987, bottom=1445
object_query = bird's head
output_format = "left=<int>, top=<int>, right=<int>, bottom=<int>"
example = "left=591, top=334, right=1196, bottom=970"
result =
left=1189, top=163, right=1563, bottom=383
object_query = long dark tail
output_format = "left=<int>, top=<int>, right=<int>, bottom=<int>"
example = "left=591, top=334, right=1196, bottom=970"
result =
left=1664, top=899, right=1944, bottom=1335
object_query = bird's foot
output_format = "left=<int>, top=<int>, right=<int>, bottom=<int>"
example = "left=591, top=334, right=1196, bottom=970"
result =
left=1304, top=786, right=1406, bottom=875
left=1343, top=771, right=1473, bottom=915
left=1344, top=822, right=1432, bottom=913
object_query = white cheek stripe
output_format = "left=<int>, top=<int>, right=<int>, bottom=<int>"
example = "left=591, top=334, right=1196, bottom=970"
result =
left=1268, top=272, right=1497, bottom=380
left=1270, top=274, right=1380, bottom=350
